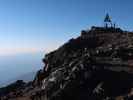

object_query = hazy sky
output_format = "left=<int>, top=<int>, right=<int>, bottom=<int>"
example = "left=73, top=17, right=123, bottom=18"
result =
left=0, top=0, right=132, bottom=55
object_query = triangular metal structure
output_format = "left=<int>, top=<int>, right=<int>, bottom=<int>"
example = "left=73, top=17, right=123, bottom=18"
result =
left=104, top=13, right=112, bottom=28
left=104, top=13, right=111, bottom=22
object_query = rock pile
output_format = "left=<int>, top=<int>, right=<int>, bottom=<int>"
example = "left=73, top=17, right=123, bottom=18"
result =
left=1, top=26, right=133, bottom=100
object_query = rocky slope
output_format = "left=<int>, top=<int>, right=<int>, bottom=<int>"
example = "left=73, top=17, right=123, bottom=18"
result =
left=1, top=26, right=133, bottom=100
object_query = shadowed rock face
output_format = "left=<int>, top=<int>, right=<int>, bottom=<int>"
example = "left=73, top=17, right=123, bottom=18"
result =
left=1, top=26, right=133, bottom=100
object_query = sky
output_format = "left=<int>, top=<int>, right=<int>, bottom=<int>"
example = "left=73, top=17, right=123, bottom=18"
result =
left=0, top=0, right=132, bottom=55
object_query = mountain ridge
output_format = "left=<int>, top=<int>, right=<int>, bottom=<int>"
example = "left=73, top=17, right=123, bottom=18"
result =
left=1, top=26, right=133, bottom=100
left=0, top=71, right=36, bottom=88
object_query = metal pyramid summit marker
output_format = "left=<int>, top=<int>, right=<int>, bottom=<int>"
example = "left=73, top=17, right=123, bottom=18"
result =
left=104, top=13, right=111, bottom=22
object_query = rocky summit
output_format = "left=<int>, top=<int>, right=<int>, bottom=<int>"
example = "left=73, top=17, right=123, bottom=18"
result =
left=1, top=26, right=133, bottom=100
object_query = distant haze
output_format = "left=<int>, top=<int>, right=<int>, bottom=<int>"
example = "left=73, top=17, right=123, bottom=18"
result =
left=0, top=52, right=43, bottom=86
